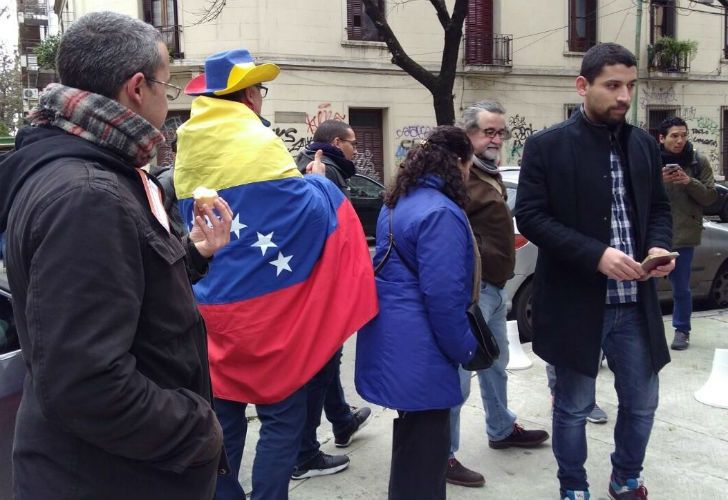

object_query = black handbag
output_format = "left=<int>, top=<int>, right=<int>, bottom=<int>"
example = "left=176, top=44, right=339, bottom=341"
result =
left=374, top=209, right=499, bottom=371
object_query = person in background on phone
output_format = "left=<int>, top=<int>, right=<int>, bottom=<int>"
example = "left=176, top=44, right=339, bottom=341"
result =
left=515, top=43, right=674, bottom=500
left=356, top=126, right=478, bottom=500
left=658, top=116, right=718, bottom=351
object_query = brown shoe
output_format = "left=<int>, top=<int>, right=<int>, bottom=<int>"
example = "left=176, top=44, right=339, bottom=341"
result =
left=445, top=458, right=485, bottom=487
left=489, top=423, right=549, bottom=449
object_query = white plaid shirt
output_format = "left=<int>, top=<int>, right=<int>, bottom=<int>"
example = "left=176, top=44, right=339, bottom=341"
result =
left=606, top=147, right=638, bottom=304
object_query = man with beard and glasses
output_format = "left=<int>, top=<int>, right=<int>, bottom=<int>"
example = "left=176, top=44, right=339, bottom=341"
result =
left=444, top=100, right=549, bottom=489
left=0, top=11, right=233, bottom=500
left=515, top=43, right=674, bottom=500
left=657, top=116, right=717, bottom=351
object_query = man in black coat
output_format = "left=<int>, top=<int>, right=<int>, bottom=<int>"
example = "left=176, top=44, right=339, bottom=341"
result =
left=514, top=43, right=674, bottom=500
left=0, top=12, right=232, bottom=500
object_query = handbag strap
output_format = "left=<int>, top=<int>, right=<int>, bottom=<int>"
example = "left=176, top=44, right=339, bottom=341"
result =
left=373, top=208, right=418, bottom=277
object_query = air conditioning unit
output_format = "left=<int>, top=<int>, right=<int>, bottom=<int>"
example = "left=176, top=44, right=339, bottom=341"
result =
left=22, top=88, right=39, bottom=100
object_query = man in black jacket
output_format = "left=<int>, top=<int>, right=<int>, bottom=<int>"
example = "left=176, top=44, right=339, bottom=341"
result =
left=0, top=12, right=232, bottom=500
left=292, top=119, right=373, bottom=479
left=515, top=43, right=673, bottom=500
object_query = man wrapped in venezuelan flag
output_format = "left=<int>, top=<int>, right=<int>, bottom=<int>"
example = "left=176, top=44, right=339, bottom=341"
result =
left=174, top=49, right=378, bottom=500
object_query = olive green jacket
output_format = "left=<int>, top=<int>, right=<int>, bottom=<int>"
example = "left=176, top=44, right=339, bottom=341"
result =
left=663, top=151, right=718, bottom=248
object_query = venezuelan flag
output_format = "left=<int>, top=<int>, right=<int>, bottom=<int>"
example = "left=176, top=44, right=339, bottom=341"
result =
left=175, top=97, right=378, bottom=404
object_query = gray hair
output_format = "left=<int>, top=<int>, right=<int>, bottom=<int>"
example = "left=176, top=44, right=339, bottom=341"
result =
left=57, top=11, right=165, bottom=98
left=457, top=100, right=507, bottom=132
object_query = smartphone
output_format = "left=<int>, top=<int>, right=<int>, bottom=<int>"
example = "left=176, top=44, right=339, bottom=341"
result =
left=663, top=163, right=681, bottom=173
left=641, top=252, right=680, bottom=273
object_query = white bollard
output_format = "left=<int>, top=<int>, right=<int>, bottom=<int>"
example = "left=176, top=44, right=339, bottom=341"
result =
left=695, top=348, right=728, bottom=409
left=506, top=320, right=532, bottom=370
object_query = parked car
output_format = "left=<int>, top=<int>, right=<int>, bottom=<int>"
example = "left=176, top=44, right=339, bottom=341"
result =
left=349, top=173, right=384, bottom=238
left=501, top=167, right=728, bottom=343
left=0, top=263, right=23, bottom=499
left=704, top=183, right=728, bottom=222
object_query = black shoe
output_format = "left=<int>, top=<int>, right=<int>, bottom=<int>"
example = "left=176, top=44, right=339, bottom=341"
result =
left=445, top=458, right=485, bottom=487
left=291, top=452, right=350, bottom=480
left=334, top=406, right=372, bottom=447
left=488, top=423, right=550, bottom=449
left=671, top=330, right=689, bottom=350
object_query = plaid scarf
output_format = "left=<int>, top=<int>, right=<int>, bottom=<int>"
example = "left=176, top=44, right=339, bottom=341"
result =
left=29, top=83, right=165, bottom=168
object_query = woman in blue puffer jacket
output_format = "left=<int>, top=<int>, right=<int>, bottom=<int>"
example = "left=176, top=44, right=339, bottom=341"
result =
left=355, top=125, right=478, bottom=500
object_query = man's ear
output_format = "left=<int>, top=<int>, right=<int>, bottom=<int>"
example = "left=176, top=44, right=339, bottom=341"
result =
left=658, top=134, right=666, bottom=144
left=117, top=72, right=145, bottom=109
left=575, top=76, right=588, bottom=97
left=242, top=86, right=256, bottom=105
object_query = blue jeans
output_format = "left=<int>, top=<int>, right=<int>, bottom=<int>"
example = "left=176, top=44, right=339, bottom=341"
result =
left=449, top=283, right=517, bottom=455
left=669, top=246, right=694, bottom=333
left=297, top=349, right=353, bottom=465
left=552, top=303, right=659, bottom=495
left=214, top=387, right=307, bottom=500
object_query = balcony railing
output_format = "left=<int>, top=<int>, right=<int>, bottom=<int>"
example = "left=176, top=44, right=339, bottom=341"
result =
left=17, top=1, right=49, bottom=24
left=465, top=33, right=513, bottom=67
left=648, top=45, right=690, bottom=74
left=155, top=25, right=184, bottom=59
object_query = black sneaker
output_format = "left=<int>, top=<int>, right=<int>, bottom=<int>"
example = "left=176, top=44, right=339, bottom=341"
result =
left=488, top=423, right=550, bottom=449
left=334, top=406, right=372, bottom=447
left=586, top=403, right=608, bottom=424
left=671, top=330, right=689, bottom=350
left=291, top=452, right=350, bottom=480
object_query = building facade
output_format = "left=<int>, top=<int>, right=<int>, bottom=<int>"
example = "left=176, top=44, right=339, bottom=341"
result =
left=52, top=0, right=728, bottom=180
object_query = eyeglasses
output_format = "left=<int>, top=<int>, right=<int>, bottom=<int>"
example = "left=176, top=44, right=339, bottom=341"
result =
left=255, top=84, right=269, bottom=98
left=147, top=77, right=182, bottom=100
left=481, top=128, right=511, bottom=140
left=339, top=138, right=358, bottom=148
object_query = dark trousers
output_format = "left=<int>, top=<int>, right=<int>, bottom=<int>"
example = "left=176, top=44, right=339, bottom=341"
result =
left=214, top=387, right=307, bottom=500
left=297, top=348, right=353, bottom=465
left=388, top=409, right=450, bottom=500
left=323, top=348, right=354, bottom=435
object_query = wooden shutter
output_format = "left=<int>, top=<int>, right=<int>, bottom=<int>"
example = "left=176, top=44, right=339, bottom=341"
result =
left=722, top=108, right=728, bottom=178
left=569, top=0, right=597, bottom=52
left=465, top=0, right=494, bottom=65
left=350, top=109, right=385, bottom=182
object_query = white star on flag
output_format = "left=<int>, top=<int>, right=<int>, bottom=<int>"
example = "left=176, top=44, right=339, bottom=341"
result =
left=269, top=252, right=293, bottom=276
left=252, top=232, right=277, bottom=255
left=230, top=213, right=247, bottom=239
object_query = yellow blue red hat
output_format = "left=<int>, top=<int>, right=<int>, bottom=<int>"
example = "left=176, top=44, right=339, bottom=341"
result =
left=185, top=49, right=280, bottom=96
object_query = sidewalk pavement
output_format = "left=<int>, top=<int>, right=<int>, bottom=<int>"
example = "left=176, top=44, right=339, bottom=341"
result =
left=237, top=310, right=728, bottom=499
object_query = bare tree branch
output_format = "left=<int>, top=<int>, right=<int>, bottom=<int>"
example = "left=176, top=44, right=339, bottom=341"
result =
left=438, top=0, right=468, bottom=90
left=428, top=0, right=451, bottom=30
left=361, top=0, right=437, bottom=93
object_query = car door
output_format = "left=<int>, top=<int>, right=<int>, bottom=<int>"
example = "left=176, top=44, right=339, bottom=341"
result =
left=348, top=174, right=384, bottom=238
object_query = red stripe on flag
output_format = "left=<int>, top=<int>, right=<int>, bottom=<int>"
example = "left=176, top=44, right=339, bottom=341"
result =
left=202, top=200, right=378, bottom=404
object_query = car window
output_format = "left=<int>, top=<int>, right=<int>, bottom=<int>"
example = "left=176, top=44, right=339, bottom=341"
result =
left=506, top=186, right=517, bottom=211
left=349, top=176, right=383, bottom=199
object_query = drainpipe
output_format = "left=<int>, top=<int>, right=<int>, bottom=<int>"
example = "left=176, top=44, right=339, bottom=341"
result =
left=631, top=0, right=644, bottom=125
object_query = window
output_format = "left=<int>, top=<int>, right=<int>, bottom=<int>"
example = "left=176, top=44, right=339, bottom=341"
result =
left=347, top=0, right=385, bottom=42
left=349, top=108, right=384, bottom=181
left=646, top=106, right=678, bottom=141
left=568, top=0, right=597, bottom=52
left=143, top=0, right=183, bottom=58
left=650, top=0, right=676, bottom=44
left=465, top=0, right=494, bottom=64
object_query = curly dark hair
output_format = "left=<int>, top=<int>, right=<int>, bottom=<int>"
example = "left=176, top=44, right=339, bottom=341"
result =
left=385, top=125, right=473, bottom=208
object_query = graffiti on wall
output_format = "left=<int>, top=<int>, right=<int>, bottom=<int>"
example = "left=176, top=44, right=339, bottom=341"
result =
left=272, top=103, right=347, bottom=154
left=394, top=124, right=434, bottom=165
left=688, top=116, right=720, bottom=166
left=504, top=114, right=537, bottom=165
left=305, top=103, right=347, bottom=134
left=354, top=150, right=381, bottom=181
left=640, top=83, right=678, bottom=109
